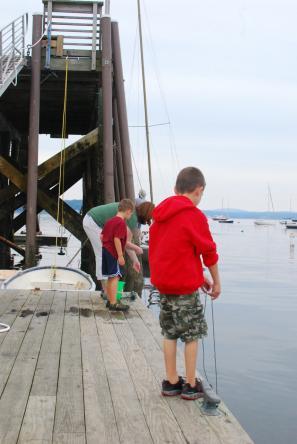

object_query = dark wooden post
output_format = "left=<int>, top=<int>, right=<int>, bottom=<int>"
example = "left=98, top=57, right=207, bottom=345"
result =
left=111, top=21, right=135, bottom=200
left=101, top=14, right=115, bottom=203
left=113, top=98, right=126, bottom=199
left=25, top=13, right=42, bottom=268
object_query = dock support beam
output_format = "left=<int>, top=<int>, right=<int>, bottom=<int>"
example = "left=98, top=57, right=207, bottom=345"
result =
left=101, top=14, right=115, bottom=203
left=112, top=21, right=135, bottom=201
left=25, top=13, right=42, bottom=268
left=113, top=98, right=126, bottom=199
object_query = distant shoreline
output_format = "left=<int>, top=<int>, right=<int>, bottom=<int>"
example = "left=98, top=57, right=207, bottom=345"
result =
left=66, top=199, right=297, bottom=220
left=16, top=200, right=297, bottom=220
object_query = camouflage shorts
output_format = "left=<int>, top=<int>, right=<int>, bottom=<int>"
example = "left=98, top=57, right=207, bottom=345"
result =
left=159, top=292, right=207, bottom=343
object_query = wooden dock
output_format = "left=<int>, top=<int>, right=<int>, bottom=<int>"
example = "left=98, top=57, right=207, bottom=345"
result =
left=0, top=290, right=253, bottom=444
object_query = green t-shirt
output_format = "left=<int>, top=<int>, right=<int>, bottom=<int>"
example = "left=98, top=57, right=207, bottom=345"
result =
left=88, top=202, right=138, bottom=231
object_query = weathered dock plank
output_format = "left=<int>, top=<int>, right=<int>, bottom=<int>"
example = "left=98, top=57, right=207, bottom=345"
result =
left=113, top=317, right=187, bottom=444
left=0, top=290, right=254, bottom=444
left=0, top=290, right=54, bottom=443
left=0, top=290, right=31, bottom=347
left=79, top=291, right=120, bottom=444
left=18, top=395, right=56, bottom=444
left=53, top=291, right=85, bottom=444
left=0, top=291, right=42, bottom=396
left=91, top=292, right=154, bottom=444
left=18, top=291, right=67, bottom=443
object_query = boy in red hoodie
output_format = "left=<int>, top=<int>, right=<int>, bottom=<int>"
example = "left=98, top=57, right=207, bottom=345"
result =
left=149, top=167, right=221, bottom=400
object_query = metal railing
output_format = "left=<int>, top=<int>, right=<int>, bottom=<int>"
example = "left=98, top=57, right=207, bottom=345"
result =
left=0, top=13, right=28, bottom=93
left=43, top=1, right=102, bottom=70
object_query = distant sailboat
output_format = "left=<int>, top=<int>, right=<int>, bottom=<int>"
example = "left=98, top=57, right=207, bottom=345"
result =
left=213, top=199, right=234, bottom=223
left=254, top=185, right=276, bottom=226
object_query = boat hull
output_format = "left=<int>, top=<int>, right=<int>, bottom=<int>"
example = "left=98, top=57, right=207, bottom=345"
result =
left=1, top=266, right=96, bottom=291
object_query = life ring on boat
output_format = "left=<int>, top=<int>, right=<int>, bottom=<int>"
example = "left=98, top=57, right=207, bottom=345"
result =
left=0, top=323, right=10, bottom=333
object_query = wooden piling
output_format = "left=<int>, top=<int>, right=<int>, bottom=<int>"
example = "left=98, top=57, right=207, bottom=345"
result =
left=101, top=14, right=115, bottom=203
left=111, top=21, right=135, bottom=201
left=25, top=13, right=42, bottom=268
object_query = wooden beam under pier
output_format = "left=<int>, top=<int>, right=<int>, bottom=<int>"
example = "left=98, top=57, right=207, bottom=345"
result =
left=0, top=156, right=85, bottom=241
left=0, top=129, right=98, bottom=223
left=0, top=234, right=25, bottom=257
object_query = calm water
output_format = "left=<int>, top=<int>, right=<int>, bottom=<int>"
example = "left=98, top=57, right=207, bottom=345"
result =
left=205, top=219, right=297, bottom=444
left=15, top=215, right=297, bottom=444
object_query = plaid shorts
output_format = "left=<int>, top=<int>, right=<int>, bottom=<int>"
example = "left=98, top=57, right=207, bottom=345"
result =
left=159, top=292, right=207, bottom=343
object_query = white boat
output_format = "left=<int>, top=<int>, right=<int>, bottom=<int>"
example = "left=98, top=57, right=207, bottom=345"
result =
left=218, top=218, right=234, bottom=224
left=212, top=215, right=228, bottom=221
left=1, top=266, right=95, bottom=291
left=254, top=220, right=276, bottom=226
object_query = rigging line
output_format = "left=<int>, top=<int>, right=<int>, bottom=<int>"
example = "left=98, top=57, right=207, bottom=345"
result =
left=149, top=130, right=168, bottom=196
left=131, top=148, right=143, bottom=190
left=129, top=121, right=170, bottom=128
left=142, top=0, right=180, bottom=171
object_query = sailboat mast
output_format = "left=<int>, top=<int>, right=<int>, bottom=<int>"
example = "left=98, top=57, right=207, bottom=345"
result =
left=137, top=0, right=154, bottom=202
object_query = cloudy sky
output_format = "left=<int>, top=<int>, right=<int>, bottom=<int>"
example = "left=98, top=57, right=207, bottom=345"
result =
left=1, top=0, right=297, bottom=210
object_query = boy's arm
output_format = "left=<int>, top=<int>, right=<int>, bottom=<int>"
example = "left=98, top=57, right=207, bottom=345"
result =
left=207, top=263, right=221, bottom=299
left=114, top=237, right=125, bottom=266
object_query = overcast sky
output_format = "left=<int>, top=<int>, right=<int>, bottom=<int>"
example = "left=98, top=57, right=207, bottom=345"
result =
left=2, top=0, right=297, bottom=210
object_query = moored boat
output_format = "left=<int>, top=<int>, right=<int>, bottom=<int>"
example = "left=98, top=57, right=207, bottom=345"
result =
left=1, top=266, right=95, bottom=291
left=254, top=219, right=276, bottom=226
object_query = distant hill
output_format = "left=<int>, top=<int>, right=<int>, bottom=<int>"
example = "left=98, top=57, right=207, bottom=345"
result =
left=203, top=209, right=297, bottom=220
left=64, top=200, right=297, bottom=220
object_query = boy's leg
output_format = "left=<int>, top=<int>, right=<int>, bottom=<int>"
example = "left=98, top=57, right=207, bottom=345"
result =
left=184, top=340, right=198, bottom=387
left=163, top=338, right=179, bottom=384
left=106, top=276, right=119, bottom=305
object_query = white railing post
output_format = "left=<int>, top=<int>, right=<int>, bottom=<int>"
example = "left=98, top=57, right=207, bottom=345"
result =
left=22, top=15, right=25, bottom=58
left=12, top=21, right=15, bottom=71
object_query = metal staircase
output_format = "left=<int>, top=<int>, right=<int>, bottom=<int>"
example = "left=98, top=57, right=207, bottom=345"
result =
left=0, top=13, right=28, bottom=97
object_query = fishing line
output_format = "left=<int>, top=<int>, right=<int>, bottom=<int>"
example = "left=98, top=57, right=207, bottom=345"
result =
left=202, top=291, right=219, bottom=394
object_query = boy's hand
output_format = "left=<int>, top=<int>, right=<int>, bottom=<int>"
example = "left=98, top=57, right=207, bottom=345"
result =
left=133, top=260, right=141, bottom=273
left=118, top=255, right=125, bottom=266
left=201, top=275, right=212, bottom=293
left=208, top=282, right=221, bottom=300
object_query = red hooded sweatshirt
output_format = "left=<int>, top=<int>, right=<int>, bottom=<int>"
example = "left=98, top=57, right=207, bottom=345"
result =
left=149, top=195, right=218, bottom=294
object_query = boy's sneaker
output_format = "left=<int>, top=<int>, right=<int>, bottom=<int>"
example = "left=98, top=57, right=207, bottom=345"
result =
left=108, top=302, right=129, bottom=312
left=106, top=300, right=110, bottom=308
left=161, top=376, right=184, bottom=396
left=181, top=378, right=204, bottom=400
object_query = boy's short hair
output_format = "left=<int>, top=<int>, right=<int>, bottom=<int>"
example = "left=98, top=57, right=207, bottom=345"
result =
left=118, top=198, right=135, bottom=212
left=175, top=167, right=206, bottom=193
